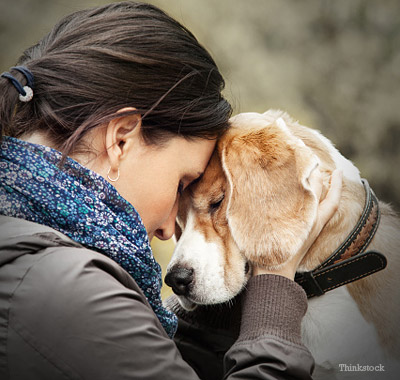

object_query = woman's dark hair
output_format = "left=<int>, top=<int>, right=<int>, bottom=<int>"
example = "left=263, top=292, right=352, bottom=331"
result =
left=0, top=1, right=231, bottom=158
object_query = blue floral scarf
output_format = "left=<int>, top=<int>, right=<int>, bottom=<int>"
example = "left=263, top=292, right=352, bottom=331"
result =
left=0, top=136, right=177, bottom=338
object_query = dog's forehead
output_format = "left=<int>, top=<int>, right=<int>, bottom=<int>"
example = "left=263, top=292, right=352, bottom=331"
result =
left=229, top=112, right=272, bottom=130
left=192, top=152, right=226, bottom=200
left=223, top=113, right=292, bottom=147
left=201, top=151, right=224, bottom=181
left=177, top=151, right=226, bottom=221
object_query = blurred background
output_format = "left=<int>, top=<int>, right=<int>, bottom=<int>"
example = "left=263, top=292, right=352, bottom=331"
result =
left=1, top=0, right=399, bottom=298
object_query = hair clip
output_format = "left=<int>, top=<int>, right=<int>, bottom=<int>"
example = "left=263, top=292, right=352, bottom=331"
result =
left=1, top=65, right=35, bottom=102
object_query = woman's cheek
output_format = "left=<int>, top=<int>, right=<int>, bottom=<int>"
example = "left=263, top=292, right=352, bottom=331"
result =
left=146, top=193, right=177, bottom=235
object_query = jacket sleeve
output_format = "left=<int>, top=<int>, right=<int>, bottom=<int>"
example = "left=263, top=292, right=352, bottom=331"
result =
left=167, top=274, right=315, bottom=380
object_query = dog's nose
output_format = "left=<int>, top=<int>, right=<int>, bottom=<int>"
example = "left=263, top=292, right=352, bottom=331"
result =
left=165, top=266, right=194, bottom=296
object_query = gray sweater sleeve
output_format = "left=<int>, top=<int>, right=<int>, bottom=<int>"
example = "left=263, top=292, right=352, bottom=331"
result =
left=224, top=274, right=314, bottom=379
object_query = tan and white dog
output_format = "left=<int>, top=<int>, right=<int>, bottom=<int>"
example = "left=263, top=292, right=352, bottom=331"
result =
left=166, top=110, right=400, bottom=379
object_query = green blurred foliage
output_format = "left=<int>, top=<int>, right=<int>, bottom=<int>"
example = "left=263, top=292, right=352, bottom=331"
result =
left=1, top=1, right=399, bottom=288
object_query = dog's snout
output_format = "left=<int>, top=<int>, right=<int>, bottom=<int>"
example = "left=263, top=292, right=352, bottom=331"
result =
left=165, top=266, right=194, bottom=296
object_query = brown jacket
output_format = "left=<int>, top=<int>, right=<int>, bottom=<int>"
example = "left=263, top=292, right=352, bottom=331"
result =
left=0, top=215, right=314, bottom=379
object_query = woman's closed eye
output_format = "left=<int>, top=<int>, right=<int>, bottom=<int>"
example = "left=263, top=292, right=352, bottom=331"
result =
left=178, top=173, right=204, bottom=196
left=177, top=181, right=184, bottom=196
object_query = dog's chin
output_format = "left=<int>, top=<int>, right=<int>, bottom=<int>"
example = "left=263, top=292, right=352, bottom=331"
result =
left=177, top=296, right=198, bottom=311
left=177, top=287, right=245, bottom=311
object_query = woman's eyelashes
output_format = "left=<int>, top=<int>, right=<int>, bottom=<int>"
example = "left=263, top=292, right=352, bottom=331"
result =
left=177, top=181, right=184, bottom=196
left=177, top=173, right=203, bottom=196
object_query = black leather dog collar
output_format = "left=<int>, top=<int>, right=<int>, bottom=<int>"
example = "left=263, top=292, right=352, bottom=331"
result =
left=295, top=179, right=387, bottom=298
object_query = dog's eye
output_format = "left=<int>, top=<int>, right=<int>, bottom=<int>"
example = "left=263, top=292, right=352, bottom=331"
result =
left=209, top=195, right=224, bottom=213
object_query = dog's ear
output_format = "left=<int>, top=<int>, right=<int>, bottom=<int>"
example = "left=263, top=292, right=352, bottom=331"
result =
left=219, top=117, right=320, bottom=269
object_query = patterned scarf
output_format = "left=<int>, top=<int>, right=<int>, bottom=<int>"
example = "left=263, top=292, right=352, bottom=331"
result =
left=0, top=136, right=177, bottom=338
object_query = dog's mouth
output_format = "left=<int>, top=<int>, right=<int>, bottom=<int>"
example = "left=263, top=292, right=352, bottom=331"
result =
left=176, top=295, right=198, bottom=311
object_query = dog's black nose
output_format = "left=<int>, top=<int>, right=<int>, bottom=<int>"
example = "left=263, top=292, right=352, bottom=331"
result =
left=165, top=266, right=194, bottom=296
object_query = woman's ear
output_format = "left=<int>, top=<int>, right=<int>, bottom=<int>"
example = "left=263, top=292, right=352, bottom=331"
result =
left=105, top=107, right=142, bottom=169
left=219, top=119, right=320, bottom=270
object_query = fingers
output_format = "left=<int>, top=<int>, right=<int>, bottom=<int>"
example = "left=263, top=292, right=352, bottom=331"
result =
left=298, top=169, right=343, bottom=260
left=308, top=166, right=323, bottom=201
left=317, top=169, right=343, bottom=228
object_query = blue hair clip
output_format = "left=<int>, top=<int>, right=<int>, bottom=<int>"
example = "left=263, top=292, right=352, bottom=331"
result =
left=1, top=65, right=34, bottom=102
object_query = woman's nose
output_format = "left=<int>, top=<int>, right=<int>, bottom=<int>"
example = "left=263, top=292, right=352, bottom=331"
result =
left=154, top=201, right=178, bottom=241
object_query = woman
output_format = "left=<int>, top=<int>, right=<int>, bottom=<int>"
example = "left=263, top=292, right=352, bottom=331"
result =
left=0, top=2, right=341, bottom=379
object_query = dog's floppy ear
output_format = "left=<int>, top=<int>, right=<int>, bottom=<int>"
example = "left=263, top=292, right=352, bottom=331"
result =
left=219, top=117, right=320, bottom=269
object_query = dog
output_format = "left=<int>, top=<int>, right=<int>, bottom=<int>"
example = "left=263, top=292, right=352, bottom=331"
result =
left=165, top=110, right=400, bottom=379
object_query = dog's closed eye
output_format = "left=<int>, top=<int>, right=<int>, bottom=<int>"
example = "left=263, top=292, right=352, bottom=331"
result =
left=209, top=195, right=224, bottom=213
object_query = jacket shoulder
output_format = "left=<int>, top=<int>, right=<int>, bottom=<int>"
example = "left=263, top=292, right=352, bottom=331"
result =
left=8, top=244, right=154, bottom=325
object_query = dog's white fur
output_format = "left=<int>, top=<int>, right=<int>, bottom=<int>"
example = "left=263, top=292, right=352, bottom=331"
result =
left=167, top=110, right=400, bottom=379
left=171, top=208, right=247, bottom=310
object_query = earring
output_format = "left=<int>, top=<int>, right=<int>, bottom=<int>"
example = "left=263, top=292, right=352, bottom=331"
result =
left=107, top=166, right=120, bottom=182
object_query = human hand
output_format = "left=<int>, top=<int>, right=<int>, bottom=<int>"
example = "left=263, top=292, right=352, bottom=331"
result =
left=253, top=169, right=343, bottom=280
